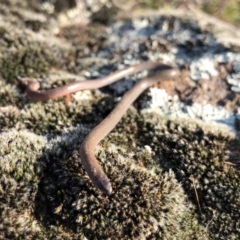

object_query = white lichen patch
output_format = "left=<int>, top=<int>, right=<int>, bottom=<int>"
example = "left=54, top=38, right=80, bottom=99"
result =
left=190, top=55, right=218, bottom=81
left=141, top=87, right=237, bottom=133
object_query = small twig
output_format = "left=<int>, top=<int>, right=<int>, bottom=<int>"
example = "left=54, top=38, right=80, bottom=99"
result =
left=189, top=175, right=202, bottom=215
left=224, top=161, right=236, bottom=166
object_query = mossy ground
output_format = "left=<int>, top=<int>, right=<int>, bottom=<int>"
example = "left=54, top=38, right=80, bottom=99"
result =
left=0, top=1, right=239, bottom=239
left=1, top=97, right=239, bottom=239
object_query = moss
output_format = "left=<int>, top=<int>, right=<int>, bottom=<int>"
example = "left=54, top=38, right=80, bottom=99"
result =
left=1, top=85, right=238, bottom=239
left=0, top=1, right=72, bottom=82
left=0, top=129, right=47, bottom=239
left=145, top=0, right=161, bottom=9
left=0, top=88, right=106, bottom=135
left=0, top=0, right=239, bottom=239
left=202, top=0, right=240, bottom=27
left=0, top=80, right=20, bottom=106
left=221, top=1, right=240, bottom=25
left=34, top=119, right=205, bottom=239
left=137, top=111, right=240, bottom=239
left=0, top=107, right=208, bottom=239
left=0, top=23, right=69, bottom=81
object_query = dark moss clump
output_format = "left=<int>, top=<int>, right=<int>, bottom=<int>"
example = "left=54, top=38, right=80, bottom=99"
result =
left=1, top=105, right=219, bottom=239
left=0, top=89, right=106, bottom=135
left=0, top=24, right=68, bottom=81
left=35, top=121, right=205, bottom=240
left=0, top=80, right=20, bottom=106
left=0, top=0, right=51, bottom=31
left=137, top=111, right=240, bottom=239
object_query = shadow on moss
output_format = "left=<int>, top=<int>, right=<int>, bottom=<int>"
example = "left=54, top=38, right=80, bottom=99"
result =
left=31, top=108, right=206, bottom=239
left=136, top=111, right=240, bottom=240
